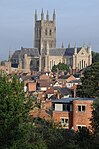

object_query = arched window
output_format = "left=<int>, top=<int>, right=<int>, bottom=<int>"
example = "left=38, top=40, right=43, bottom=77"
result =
left=49, top=29, right=52, bottom=36
left=80, top=61, right=81, bottom=69
left=82, top=60, right=83, bottom=69
left=52, top=60, right=53, bottom=67
left=84, top=61, right=85, bottom=67
left=45, top=29, right=47, bottom=35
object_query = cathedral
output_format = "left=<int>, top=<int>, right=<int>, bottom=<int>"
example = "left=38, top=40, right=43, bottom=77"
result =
left=10, top=10, right=92, bottom=72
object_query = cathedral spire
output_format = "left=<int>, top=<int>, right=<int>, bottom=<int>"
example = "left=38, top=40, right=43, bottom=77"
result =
left=46, top=10, right=49, bottom=21
left=35, top=9, right=37, bottom=22
left=61, top=42, right=64, bottom=48
left=74, top=42, right=76, bottom=48
left=68, top=42, right=70, bottom=48
left=74, top=43, right=77, bottom=54
left=41, top=8, right=44, bottom=20
left=53, top=9, right=56, bottom=22
left=8, top=50, right=12, bottom=61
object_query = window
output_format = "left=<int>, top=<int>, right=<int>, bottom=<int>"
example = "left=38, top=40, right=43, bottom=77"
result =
left=52, top=60, right=53, bottom=67
left=78, top=125, right=86, bottom=130
left=80, top=61, right=81, bottom=69
left=65, top=118, right=69, bottom=124
left=78, top=105, right=86, bottom=112
left=45, top=29, right=47, bottom=35
left=49, top=29, right=52, bottom=36
left=60, top=117, right=69, bottom=127
left=61, top=118, right=64, bottom=124
left=84, top=61, right=85, bottom=67
left=63, top=104, right=70, bottom=111
left=81, top=52, right=84, bottom=55
left=82, top=60, right=83, bottom=68
left=53, top=103, right=55, bottom=110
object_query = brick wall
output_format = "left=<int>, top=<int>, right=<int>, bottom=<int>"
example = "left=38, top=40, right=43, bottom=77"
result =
left=53, top=111, right=73, bottom=129
left=73, top=100, right=93, bottom=131
left=28, top=82, right=36, bottom=92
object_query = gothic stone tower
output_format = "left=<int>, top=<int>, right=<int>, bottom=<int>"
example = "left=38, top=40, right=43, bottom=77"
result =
left=34, top=9, right=56, bottom=71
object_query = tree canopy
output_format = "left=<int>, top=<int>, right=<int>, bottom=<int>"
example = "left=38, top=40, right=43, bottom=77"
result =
left=77, top=62, right=99, bottom=97
left=0, top=74, right=33, bottom=148
left=52, top=63, right=69, bottom=73
left=92, top=51, right=99, bottom=63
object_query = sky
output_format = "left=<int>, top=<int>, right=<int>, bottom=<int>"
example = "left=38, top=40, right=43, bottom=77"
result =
left=0, top=0, right=99, bottom=61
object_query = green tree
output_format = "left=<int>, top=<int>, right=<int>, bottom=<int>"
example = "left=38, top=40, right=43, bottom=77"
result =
left=77, top=62, right=99, bottom=97
left=91, top=98, right=99, bottom=133
left=92, top=51, right=99, bottom=63
left=76, top=127, right=93, bottom=149
left=51, top=65, right=57, bottom=73
left=57, top=63, right=69, bottom=71
left=32, top=118, right=79, bottom=149
left=0, top=75, right=33, bottom=149
left=51, top=63, right=69, bottom=73
left=90, top=98, right=99, bottom=149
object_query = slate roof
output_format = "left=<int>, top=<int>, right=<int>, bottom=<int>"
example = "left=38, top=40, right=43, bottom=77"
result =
left=58, top=75, right=71, bottom=80
left=58, top=87, right=72, bottom=96
left=65, top=48, right=82, bottom=56
left=52, top=97, right=95, bottom=103
left=11, top=50, right=21, bottom=59
left=49, top=47, right=83, bottom=56
left=49, top=48, right=66, bottom=56
left=69, top=79, right=81, bottom=83
left=21, top=48, right=39, bottom=57
left=11, top=48, right=39, bottom=60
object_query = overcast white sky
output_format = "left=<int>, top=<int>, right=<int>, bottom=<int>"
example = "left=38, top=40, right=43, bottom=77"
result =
left=0, top=0, right=99, bottom=60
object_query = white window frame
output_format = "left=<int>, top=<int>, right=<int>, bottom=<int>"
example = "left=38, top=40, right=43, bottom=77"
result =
left=60, top=117, right=69, bottom=128
left=77, top=105, right=86, bottom=112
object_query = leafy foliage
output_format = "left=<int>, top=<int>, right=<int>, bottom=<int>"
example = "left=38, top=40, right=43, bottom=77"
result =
left=91, top=98, right=99, bottom=133
left=92, top=51, right=99, bottom=63
left=75, top=127, right=92, bottom=149
left=52, top=63, right=69, bottom=73
left=51, top=65, right=57, bottom=73
left=0, top=75, right=33, bottom=148
left=31, top=118, right=79, bottom=149
left=77, top=62, right=99, bottom=97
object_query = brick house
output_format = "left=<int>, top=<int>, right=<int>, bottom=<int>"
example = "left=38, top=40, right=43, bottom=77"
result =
left=27, top=81, right=37, bottom=92
left=66, top=79, right=81, bottom=89
left=52, top=98, right=95, bottom=131
left=39, top=73, right=50, bottom=80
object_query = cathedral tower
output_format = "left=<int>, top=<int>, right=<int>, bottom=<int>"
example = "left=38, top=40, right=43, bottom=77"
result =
left=34, top=9, right=56, bottom=54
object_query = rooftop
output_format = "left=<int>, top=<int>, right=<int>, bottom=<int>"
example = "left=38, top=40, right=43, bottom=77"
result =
left=52, top=97, right=95, bottom=103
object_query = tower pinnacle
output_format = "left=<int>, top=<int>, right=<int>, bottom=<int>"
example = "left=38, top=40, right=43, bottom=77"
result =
left=53, top=9, right=56, bottom=22
left=46, top=10, right=49, bottom=21
left=41, top=8, right=44, bottom=20
left=35, top=9, right=37, bottom=21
